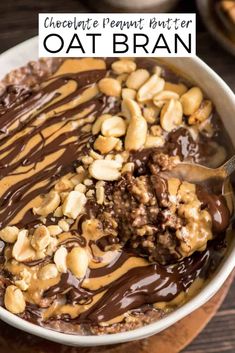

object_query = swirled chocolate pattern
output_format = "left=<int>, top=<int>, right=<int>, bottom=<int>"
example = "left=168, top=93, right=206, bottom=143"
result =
left=0, top=59, right=116, bottom=228
left=0, top=57, right=232, bottom=335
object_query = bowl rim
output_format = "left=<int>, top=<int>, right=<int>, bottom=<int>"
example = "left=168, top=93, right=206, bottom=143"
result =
left=0, top=36, right=234, bottom=347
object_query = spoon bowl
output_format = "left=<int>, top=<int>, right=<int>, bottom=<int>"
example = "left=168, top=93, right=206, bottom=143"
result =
left=160, top=154, right=235, bottom=184
left=160, top=155, right=235, bottom=215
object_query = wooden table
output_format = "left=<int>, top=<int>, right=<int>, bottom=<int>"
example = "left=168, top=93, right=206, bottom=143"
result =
left=0, top=0, right=234, bottom=352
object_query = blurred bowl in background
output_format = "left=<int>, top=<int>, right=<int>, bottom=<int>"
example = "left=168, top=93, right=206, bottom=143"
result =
left=197, top=0, right=235, bottom=56
left=82, top=0, right=179, bottom=13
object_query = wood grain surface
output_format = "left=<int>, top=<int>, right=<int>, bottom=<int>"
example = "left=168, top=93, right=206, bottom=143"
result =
left=0, top=0, right=234, bottom=352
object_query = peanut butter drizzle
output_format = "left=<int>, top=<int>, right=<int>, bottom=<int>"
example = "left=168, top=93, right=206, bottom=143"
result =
left=36, top=247, right=211, bottom=326
left=3, top=237, right=214, bottom=327
left=83, top=256, right=148, bottom=291
left=0, top=57, right=229, bottom=331
left=0, top=58, right=108, bottom=228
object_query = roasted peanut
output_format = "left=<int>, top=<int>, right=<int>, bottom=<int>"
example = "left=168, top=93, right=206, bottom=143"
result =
left=33, top=191, right=60, bottom=217
left=84, top=178, right=93, bottom=186
left=74, top=183, right=87, bottom=193
left=153, top=90, right=180, bottom=108
left=58, top=219, right=70, bottom=232
left=15, top=268, right=31, bottom=291
left=60, top=192, right=69, bottom=203
left=81, top=155, right=93, bottom=165
left=92, top=114, right=112, bottom=135
left=120, top=150, right=130, bottom=162
left=89, top=149, right=103, bottom=160
left=54, top=178, right=73, bottom=192
left=12, top=230, right=36, bottom=262
left=126, top=69, right=150, bottom=90
left=47, top=225, right=62, bottom=236
left=75, top=166, right=86, bottom=182
left=86, top=189, right=95, bottom=198
left=101, top=116, right=126, bottom=137
left=94, top=135, right=119, bottom=154
left=122, top=88, right=136, bottom=100
left=114, top=154, right=124, bottom=164
left=125, top=114, right=147, bottom=151
left=98, top=78, right=121, bottom=97
left=44, top=236, right=55, bottom=255
left=143, top=104, right=160, bottom=123
left=188, top=100, right=213, bottom=125
left=112, top=59, right=136, bottom=74
left=95, top=181, right=105, bottom=205
left=38, top=264, right=59, bottom=280
left=31, top=225, right=51, bottom=251
left=160, top=99, right=183, bottom=132
left=137, top=74, right=165, bottom=102
left=180, top=87, right=203, bottom=115
left=121, top=162, right=135, bottom=174
left=121, top=98, right=142, bottom=121
left=114, top=139, right=123, bottom=151
left=46, top=237, right=58, bottom=258
left=69, top=174, right=83, bottom=186
left=62, top=190, right=87, bottom=219
left=0, top=226, right=19, bottom=243
left=164, top=81, right=188, bottom=96
left=4, top=285, right=26, bottom=314
left=67, top=246, right=89, bottom=278
left=145, top=135, right=165, bottom=148
left=116, top=73, right=128, bottom=84
left=54, top=246, right=68, bottom=273
left=54, top=206, right=63, bottom=218
left=89, top=160, right=122, bottom=181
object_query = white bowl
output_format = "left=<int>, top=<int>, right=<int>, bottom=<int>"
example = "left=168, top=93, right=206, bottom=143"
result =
left=0, top=37, right=234, bottom=347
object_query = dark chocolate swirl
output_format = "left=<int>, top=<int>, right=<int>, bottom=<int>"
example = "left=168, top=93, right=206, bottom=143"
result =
left=0, top=58, right=231, bottom=334
left=0, top=66, right=119, bottom=228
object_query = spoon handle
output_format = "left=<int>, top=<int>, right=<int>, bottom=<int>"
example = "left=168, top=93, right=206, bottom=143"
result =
left=221, top=155, right=235, bottom=177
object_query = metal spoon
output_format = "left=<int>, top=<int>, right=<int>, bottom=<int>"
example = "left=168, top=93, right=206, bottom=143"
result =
left=160, top=154, right=235, bottom=213
left=161, top=155, right=235, bottom=185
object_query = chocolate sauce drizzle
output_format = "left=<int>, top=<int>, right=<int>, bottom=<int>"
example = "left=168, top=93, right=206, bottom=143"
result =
left=0, top=69, right=115, bottom=228
left=196, top=186, right=230, bottom=233
left=77, top=250, right=211, bottom=324
left=40, top=249, right=212, bottom=325
left=0, top=58, right=232, bottom=332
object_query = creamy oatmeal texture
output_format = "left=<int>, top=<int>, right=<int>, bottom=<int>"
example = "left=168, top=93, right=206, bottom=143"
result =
left=0, top=57, right=232, bottom=335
